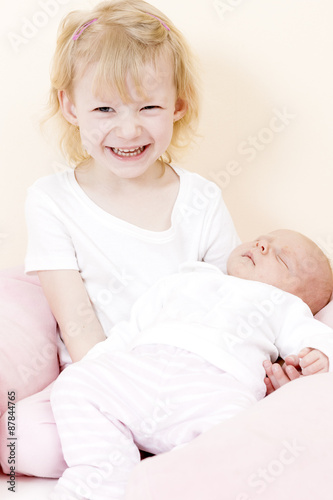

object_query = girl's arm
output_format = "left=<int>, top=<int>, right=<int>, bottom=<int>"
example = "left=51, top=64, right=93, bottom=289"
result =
left=38, top=269, right=106, bottom=363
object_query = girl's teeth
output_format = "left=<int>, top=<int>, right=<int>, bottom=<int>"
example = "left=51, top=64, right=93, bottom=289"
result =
left=112, top=146, right=145, bottom=157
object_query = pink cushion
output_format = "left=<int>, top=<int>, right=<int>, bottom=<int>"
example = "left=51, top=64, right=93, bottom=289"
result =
left=314, top=298, right=333, bottom=327
left=0, top=267, right=59, bottom=416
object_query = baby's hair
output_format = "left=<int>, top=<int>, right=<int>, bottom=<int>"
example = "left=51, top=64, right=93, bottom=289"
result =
left=44, top=0, right=200, bottom=167
left=312, top=250, right=333, bottom=313
left=296, top=234, right=333, bottom=314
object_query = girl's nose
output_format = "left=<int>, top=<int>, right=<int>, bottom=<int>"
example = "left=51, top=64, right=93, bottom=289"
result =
left=256, top=239, right=269, bottom=254
left=115, top=111, right=141, bottom=140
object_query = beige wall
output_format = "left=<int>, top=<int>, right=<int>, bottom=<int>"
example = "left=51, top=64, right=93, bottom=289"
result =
left=1, top=0, right=333, bottom=270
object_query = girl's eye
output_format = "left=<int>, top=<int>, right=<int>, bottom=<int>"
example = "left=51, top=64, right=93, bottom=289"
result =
left=96, top=107, right=114, bottom=113
left=141, top=105, right=160, bottom=111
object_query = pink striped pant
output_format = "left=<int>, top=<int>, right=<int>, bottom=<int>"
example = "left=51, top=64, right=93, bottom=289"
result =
left=49, top=345, right=256, bottom=500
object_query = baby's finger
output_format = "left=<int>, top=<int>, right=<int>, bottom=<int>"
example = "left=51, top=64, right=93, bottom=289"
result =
left=264, top=376, right=275, bottom=396
left=263, top=359, right=273, bottom=376
left=298, top=347, right=312, bottom=359
left=284, top=355, right=301, bottom=369
left=301, top=358, right=327, bottom=375
left=263, top=360, right=281, bottom=390
left=285, top=364, right=302, bottom=380
left=269, top=362, right=295, bottom=388
left=299, top=350, right=324, bottom=368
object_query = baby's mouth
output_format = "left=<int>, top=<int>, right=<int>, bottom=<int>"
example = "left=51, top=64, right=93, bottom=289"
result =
left=110, top=146, right=146, bottom=157
left=243, top=252, right=255, bottom=265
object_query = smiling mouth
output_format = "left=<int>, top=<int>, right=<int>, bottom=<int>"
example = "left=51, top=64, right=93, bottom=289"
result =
left=110, top=146, right=146, bottom=157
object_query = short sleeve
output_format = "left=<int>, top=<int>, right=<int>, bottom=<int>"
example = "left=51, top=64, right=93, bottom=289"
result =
left=25, top=186, right=79, bottom=274
left=200, top=184, right=241, bottom=273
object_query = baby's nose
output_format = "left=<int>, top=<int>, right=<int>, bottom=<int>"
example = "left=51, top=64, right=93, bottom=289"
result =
left=256, top=239, right=269, bottom=254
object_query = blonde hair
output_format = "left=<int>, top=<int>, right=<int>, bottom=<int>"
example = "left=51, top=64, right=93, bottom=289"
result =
left=45, top=0, right=200, bottom=167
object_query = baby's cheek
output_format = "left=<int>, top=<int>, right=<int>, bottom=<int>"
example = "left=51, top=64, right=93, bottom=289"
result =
left=281, top=273, right=303, bottom=294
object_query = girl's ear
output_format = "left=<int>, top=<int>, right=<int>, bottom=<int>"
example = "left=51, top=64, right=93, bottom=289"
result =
left=58, top=90, right=78, bottom=126
left=173, top=98, right=188, bottom=122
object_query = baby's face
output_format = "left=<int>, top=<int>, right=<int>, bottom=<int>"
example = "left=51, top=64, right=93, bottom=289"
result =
left=227, top=229, right=325, bottom=299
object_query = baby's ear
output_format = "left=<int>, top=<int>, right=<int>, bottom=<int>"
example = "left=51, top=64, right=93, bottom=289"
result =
left=173, top=98, right=188, bottom=122
left=58, top=90, right=78, bottom=126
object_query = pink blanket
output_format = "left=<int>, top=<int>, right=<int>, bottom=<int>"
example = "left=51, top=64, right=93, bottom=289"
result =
left=125, top=372, right=333, bottom=499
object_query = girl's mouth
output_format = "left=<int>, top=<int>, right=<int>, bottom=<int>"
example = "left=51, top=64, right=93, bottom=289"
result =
left=110, top=145, right=147, bottom=157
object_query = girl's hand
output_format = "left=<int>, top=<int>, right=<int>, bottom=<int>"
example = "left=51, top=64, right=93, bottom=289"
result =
left=298, top=347, right=329, bottom=375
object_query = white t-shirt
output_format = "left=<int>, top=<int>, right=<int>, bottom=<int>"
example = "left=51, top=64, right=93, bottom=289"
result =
left=94, top=262, right=333, bottom=400
left=25, top=166, right=240, bottom=364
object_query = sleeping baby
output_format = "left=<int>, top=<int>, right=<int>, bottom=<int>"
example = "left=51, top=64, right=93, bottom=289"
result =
left=49, top=229, right=333, bottom=500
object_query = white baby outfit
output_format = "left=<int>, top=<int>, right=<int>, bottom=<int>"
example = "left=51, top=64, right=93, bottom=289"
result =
left=50, top=262, right=333, bottom=500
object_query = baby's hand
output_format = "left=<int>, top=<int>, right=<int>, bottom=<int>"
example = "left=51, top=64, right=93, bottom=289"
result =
left=298, top=347, right=329, bottom=375
left=263, top=358, right=301, bottom=395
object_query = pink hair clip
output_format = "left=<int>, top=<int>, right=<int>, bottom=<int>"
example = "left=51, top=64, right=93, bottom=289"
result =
left=72, top=18, right=98, bottom=40
left=145, top=12, right=170, bottom=31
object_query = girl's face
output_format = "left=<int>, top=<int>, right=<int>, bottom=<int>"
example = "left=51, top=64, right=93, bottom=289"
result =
left=59, top=54, right=186, bottom=180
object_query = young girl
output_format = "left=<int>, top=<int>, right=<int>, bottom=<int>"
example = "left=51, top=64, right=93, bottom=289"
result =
left=0, top=0, right=239, bottom=479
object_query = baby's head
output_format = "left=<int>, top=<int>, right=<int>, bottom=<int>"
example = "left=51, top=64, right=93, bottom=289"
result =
left=46, top=0, right=199, bottom=167
left=227, top=229, right=333, bottom=314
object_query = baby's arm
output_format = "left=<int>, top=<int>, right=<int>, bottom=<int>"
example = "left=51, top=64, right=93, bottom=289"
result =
left=38, top=269, right=106, bottom=362
left=268, top=297, right=333, bottom=393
